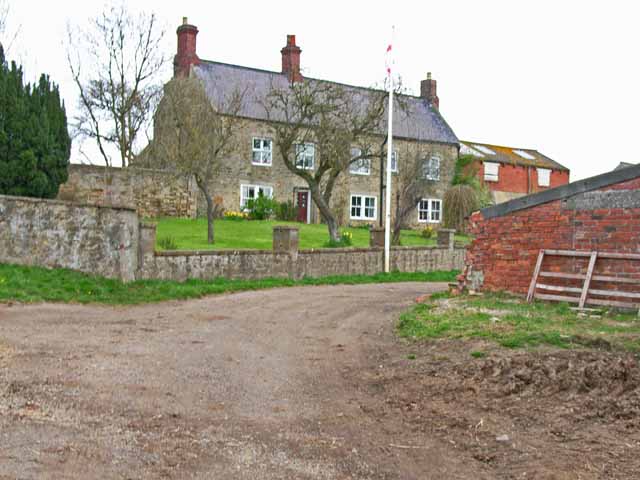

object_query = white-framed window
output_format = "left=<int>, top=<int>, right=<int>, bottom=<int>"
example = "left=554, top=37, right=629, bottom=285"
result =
left=240, top=184, right=273, bottom=209
left=418, top=198, right=442, bottom=223
left=252, top=138, right=272, bottom=166
left=350, top=194, right=377, bottom=220
left=295, top=143, right=315, bottom=170
left=537, top=168, right=551, bottom=187
left=349, top=148, right=371, bottom=175
left=484, top=161, right=499, bottom=182
left=422, top=155, right=441, bottom=180
left=390, top=150, right=398, bottom=173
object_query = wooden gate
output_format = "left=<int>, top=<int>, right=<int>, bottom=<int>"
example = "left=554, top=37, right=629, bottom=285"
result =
left=527, top=249, right=640, bottom=311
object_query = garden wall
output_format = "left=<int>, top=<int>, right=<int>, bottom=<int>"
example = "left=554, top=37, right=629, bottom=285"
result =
left=1, top=194, right=464, bottom=283
left=137, top=245, right=464, bottom=282
left=463, top=166, right=640, bottom=294
left=57, top=164, right=198, bottom=218
left=0, top=194, right=139, bottom=281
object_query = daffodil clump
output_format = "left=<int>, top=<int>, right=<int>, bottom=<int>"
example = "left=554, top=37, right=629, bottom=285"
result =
left=224, top=210, right=249, bottom=221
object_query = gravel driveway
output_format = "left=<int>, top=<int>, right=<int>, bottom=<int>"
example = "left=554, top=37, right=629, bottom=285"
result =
left=0, top=282, right=484, bottom=479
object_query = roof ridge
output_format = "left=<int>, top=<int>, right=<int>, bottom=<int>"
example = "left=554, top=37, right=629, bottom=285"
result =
left=462, top=140, right=537, bottom=152
left=197, top=59, right=426, bottom=100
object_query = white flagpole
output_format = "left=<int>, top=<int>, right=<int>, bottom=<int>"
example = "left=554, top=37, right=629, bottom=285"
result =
left=384, top=27, right=395, bottom=273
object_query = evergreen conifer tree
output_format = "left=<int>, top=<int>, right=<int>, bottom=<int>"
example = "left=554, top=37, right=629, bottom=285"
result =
left=0, top=45, right=70, bottom=198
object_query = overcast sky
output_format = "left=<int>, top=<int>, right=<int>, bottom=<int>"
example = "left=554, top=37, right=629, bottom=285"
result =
left=5, top=0, right=640, bottom=181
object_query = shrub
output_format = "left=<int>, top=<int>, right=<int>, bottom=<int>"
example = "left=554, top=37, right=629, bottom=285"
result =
left=224, top=210, right=248, bottom=221
left=275, top=200, right=298, bottom=221
left=246, top=193, right=276, bottom=220
left=443, top=185, right=480, bottom=233
left=420, top=226, right=434, bottom=239
left=157, top=236, right=178, bottom=250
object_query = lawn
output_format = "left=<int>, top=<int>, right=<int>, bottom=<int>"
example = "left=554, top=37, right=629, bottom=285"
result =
left=153, top=217, right=470, bottom=251
left=398, top=292, right=640, bottom=353
left=0, top=263, right=459, bottom=305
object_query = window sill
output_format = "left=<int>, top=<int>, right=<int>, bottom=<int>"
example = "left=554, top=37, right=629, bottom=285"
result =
left=252, top=162, right=272, bottom=167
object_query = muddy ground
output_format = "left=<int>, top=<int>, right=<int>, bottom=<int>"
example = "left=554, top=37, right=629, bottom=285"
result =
left=1, top=283, right=639, bottom=479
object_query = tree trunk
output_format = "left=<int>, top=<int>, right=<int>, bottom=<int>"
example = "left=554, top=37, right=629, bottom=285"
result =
left=309, top=183, right=340, bottom=242
left=204, top=192, right=215, bottom=244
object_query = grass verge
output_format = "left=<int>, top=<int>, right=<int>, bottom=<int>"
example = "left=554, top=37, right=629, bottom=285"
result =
left=0, top=263, right=458, bottom=305
left=398, top=292, right=640, bottom=352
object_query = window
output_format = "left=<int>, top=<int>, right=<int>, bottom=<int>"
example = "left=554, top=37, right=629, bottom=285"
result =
left=295, top=143, right=315, bottom=170
left=252, top=138, right=272, bottom=166
left=422, top=155, right=441, bottom=180
left=240, top=184, right=273, bottom=209
left=418, top=198, right=442, bottom=223
left=350, top=194, right=377, bottom=220
left=537, top=168, right=551, bottom=187
left=390, top=150, right=398, bottom=173
left=349, top=148, right=371, bottom=175
left=484, top=162, right=499, bottom=182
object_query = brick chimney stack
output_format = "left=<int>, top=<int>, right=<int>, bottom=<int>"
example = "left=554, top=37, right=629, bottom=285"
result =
left=174, top=17, right=200, bottom=78
left=420, top=72, right=439, bottom=110
left=281, top=35, right=303, bottom=84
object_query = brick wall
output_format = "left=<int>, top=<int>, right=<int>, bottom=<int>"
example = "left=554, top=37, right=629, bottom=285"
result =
left=463, top=176, right=640, bottom=294
left=58, top=165, right=198, bottom=219
left=479, top=161, right=570, bottom=195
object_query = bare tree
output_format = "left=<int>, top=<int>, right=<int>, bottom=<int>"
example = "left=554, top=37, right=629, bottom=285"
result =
left=0, top=0, right=19, bottom=54
left=67, top=4, right=167, bottom=167
left=263, top=80, right=388, bottom=242
left=148, top=77, right=245, bottom=244
left=391, top=146, right=439, bottom=245
left=0, top=1, right=6, bottom=39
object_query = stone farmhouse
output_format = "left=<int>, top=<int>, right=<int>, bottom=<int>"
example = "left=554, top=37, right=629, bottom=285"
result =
left=460, top=141, right=570, bottom=204
left=151, top=18, right=460, bottom=228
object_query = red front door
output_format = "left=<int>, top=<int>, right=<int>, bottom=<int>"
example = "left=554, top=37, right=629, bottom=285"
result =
left=296, top=191, right=309, bottom=223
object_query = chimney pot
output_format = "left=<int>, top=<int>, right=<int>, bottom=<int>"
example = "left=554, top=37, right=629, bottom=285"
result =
left=420, top=73, right=439, bottom=110
left=174, top=18, right=200, bottom=78
left=281, top=34, right=303, bottom=84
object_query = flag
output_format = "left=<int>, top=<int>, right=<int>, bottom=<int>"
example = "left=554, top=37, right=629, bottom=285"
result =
left=385, top=42, right=393, bottom=77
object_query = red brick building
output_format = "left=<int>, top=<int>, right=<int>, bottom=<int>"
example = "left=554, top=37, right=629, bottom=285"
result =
left=460, top=141, right=570, bottom=204
left=462, top=164, right=640, bottom=296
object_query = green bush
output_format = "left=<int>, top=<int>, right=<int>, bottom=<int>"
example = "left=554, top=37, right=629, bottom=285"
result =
left=275, top=200, right=298, bottom=221
left=246, top=193, right=276, bottom=220
left=157, top=236, right=178, bottom=250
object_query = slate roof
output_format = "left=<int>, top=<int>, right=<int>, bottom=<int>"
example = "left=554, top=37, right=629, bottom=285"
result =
left=460, top=141, right=569, bottom=171
left=614, top=162, right=636, bottom=171
left=192, top=60, right=459, bottom=146
left=481, top=163, right=640, bottom=219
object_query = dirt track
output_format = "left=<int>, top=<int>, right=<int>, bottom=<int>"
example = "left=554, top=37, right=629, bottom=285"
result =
left=1, top=283, right=639, bottom=479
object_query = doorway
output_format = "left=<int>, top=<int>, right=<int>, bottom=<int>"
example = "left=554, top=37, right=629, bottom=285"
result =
left=296, top=190, right=310, bottom=224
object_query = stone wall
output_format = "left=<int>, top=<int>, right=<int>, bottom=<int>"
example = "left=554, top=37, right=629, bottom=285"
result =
left=463, top=176, right=640, bottom=294
left=57, top=164, right=198, bottom=219
left=0, top=194, right=139, bottom=281
left=137, top=245, right=465, bottom=282
left=2, top=194, right=464, bottom=283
